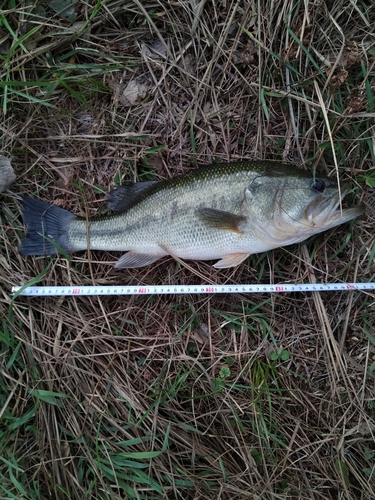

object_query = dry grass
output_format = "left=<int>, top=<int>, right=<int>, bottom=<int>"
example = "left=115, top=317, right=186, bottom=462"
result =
left=1, top=0, right=375, bottom=498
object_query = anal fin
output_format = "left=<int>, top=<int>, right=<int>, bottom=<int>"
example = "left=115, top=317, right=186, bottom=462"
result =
left=114, top=252, right=162, bottom=269
left=213, top=252, right=250, bottom=269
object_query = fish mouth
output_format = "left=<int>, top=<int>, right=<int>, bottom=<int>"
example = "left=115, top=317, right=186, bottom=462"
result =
left=308, top=185, right=364, bottom=228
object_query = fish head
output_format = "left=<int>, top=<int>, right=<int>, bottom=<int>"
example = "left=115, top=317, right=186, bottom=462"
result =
left=243, top=166, right=364, bottom=247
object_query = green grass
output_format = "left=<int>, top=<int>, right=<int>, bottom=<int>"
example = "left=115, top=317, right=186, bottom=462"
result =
left=1, top=0, right=375, bottom=498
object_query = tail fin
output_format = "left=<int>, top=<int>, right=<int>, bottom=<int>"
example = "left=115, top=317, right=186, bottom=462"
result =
left=19, top=197, right=76, bottom=256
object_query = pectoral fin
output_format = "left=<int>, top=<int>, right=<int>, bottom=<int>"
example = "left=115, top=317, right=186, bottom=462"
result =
left=106, top=181, right=160, bottom=212
left=213, top=252, right=250, bottom=268
left=197, top=208, right=246, bottom=233
left=114, top=252, right=162, bottom=269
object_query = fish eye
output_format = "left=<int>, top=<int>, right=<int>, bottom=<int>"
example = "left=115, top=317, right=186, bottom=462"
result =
left=311, top=179, right=326, bottom=192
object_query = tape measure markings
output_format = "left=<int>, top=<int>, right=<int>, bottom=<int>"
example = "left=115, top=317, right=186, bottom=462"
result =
left=11, top=282, right=375, bottom=297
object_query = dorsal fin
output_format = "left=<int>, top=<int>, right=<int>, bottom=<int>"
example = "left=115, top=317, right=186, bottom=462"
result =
left=105, top=181, right=159, bottom=212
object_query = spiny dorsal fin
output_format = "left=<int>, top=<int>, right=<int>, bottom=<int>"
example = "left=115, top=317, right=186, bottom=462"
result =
left=197, top=208, right=246, bottom=233
left=105, top=181, right=159, bottom=212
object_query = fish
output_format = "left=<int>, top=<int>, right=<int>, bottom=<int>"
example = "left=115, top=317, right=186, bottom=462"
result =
left=18, top=160, right=364, bottom=269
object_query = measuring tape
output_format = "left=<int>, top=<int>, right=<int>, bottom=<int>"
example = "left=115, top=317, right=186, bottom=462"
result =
left=11, top=282, right=375, bottom=297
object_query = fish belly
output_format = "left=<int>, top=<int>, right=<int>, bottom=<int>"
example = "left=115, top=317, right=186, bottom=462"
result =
left=67, top=172, right=266, bottom=260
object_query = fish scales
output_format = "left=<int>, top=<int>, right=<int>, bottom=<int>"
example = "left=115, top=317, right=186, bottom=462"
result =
left=19, top=161, right=364, bottom=269
left=69, top=163, right=257, bottom=257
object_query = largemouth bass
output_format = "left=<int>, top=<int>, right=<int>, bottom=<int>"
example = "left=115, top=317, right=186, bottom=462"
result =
left=19, top=161, right=364, bottom=268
